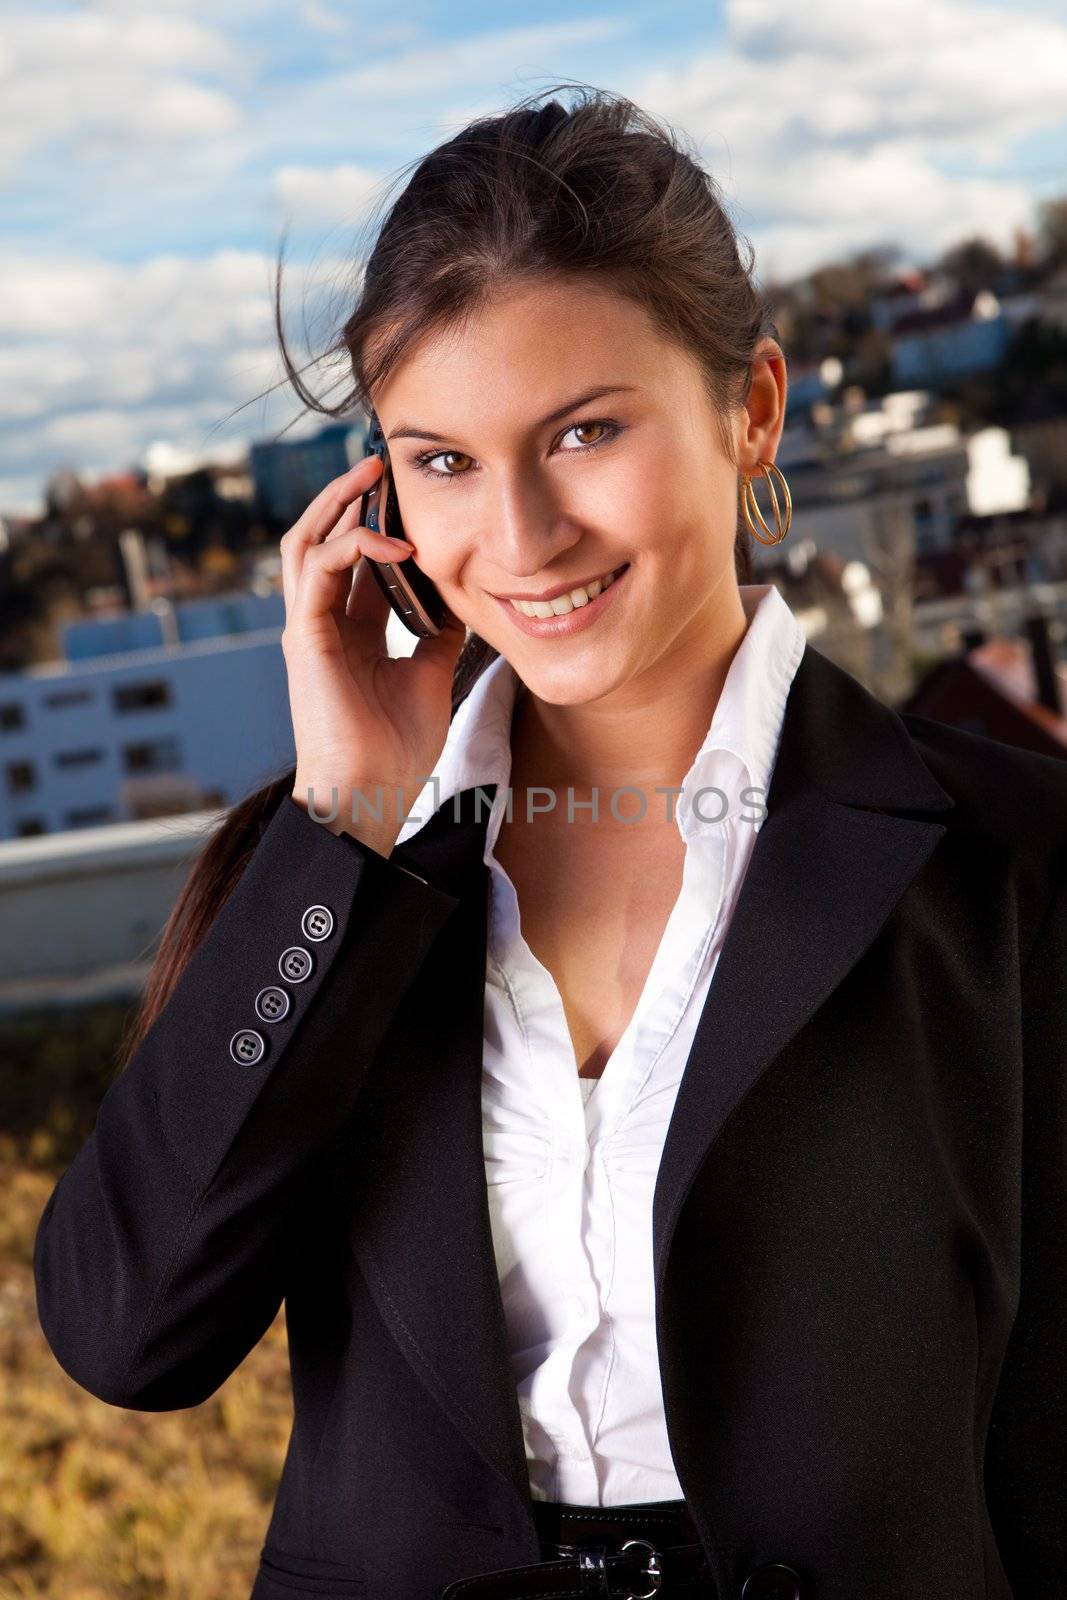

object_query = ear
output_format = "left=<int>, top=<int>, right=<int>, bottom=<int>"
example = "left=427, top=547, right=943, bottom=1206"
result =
left=737, top=337, right=788, bottom=471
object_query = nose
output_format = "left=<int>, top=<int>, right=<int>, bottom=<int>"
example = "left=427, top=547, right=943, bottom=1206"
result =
left=480, top=466, right=584, bottom=583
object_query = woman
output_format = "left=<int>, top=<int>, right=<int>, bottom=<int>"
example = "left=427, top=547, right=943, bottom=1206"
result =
left=33, top=88, right=1067, bottom=1600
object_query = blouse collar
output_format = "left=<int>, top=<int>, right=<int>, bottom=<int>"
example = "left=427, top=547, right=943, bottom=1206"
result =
left=396, top=583, right=807, bottom=849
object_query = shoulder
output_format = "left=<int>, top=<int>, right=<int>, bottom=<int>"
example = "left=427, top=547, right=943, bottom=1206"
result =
left=899, top=711, right=1067, bottom=947
left=901, top=710, right=1067, bottom=825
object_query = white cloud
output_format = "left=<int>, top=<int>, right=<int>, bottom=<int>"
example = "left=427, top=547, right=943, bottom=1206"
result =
left=4, top=0, right=1067, bottom=515
left=273, top=161, right=384, bottom=225
left=0, top=248, right=355, bottom=515
left=298, top=1, right=350, bottom=35
left=726, top=0, right=1055, bottom=67
left=0, top=9, right=241, bottom=182
left=628, top=0, right=1067, bottom=274
left=309, top=18, right=633, bottom=101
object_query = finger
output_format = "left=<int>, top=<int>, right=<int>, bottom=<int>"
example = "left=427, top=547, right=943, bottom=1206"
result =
left=337, top=528, right=464, bottom=656
left=405, top=600, right=469, bottom=675
left=290, top=524, right=413, bottom=632
left=281, top=454, right=382, bottom=615
left=325, top=495, right=414, bottom=618
left=280, top=454, right=383, bottom=614
left=343, top=541, right=396, bottom=627
left=322, top=490, right=387, bottom=550
left=324, top=499, right=415, bottom=632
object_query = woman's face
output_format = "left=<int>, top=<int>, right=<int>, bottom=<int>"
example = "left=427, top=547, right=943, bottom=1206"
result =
left=373, top=277, right=784, bottom=707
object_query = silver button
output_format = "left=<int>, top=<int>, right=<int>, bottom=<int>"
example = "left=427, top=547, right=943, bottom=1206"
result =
left=230, top=1028, right=266, bottom=1066
left=255, top=985, right=291, bottom=1023
left=301, top=904, right=335, bottom=941
left=279, top=945, right=314, bottom=983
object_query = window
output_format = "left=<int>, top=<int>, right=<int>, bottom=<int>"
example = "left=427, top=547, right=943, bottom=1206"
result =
left=15, top=817, right=46, bottom=837
left=54, top=748, right=104, bottom=769
left=5, top=760, right=35, bottom=795
left=44, top=688, right=94, bottom=710
left=113, top=680, right=172, bottom=712
left=65, top=806, right=115, bottom=828
left=122, top=737, right=182, bottom=774
left=0, top=703, right=26, bottom=732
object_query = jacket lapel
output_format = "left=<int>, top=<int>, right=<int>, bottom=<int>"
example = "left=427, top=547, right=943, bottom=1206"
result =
left=649, top=642, right=955, bottom=1311
left=347, top=640, right=956, bottom=1518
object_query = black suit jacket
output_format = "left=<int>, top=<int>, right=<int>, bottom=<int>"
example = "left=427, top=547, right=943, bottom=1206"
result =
left=33, top=641, right=1067, bottom=1600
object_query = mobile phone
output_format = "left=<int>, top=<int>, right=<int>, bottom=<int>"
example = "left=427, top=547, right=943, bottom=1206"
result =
left=354, top=412, right=448, bottom=638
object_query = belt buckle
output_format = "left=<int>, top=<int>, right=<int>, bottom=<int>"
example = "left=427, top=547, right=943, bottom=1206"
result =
left=618, top=1537, right=663, bottom=1600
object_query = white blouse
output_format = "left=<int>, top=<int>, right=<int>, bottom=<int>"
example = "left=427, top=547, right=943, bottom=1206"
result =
left=395, top=583, right=807, bottom=1504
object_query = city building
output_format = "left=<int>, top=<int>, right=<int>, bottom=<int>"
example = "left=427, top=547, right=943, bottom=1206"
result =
left=775, top=393, right=1029, bottom=568
left=0, top=593, right=292, bottom=841
left=250, top=419, right=369, bottom=526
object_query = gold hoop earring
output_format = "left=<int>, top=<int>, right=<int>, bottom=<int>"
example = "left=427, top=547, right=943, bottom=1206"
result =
left=739, top=458, right=792, bottom=546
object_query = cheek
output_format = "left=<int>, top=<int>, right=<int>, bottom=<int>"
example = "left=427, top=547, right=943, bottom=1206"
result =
left=598, top=436, right=726, bottom=550
left=408, top=524, right=474, bottom=593
left=611, top=470, right=709, bottom=563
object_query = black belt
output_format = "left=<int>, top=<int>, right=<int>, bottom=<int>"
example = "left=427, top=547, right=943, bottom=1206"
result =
left=440, top=1498, right=715, bottom=1598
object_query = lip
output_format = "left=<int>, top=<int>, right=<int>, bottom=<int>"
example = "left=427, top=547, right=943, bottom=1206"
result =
left=492, top=563, right=630, bottom=638
left=493, top=566, right=621, bottom=603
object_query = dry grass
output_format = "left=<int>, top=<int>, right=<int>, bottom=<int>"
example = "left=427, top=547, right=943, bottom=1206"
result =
left=0, top=1006, right=294, bottom=1600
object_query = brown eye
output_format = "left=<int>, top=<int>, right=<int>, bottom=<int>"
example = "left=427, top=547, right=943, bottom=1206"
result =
left=412, top=448, right=475, bottom=479
left=414, top=418, right=620, bottom=482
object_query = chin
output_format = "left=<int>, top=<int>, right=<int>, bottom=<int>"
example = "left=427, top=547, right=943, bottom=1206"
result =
left=508, top=653, right=630, bottom=708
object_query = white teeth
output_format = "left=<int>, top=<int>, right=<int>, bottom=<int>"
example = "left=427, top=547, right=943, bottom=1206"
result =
left=511, top=567, right=620, bottom=618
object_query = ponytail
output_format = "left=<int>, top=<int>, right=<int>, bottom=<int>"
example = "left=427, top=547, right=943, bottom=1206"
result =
left=115, top=622, right=498, bottom=1071
left=116, top=767, right=295, bottom=1070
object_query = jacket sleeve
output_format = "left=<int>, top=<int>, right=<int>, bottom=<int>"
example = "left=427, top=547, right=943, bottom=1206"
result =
left=33, top=794, right=460, bottom=1412
left=984, top=855, right=1067, bottom=1596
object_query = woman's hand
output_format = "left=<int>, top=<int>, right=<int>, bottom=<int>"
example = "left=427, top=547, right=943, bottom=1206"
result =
left=280, top=453, right=467, bottom=855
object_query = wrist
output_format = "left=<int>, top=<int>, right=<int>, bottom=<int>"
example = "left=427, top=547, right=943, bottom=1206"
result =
left=291, top=774, right=406, bottom=857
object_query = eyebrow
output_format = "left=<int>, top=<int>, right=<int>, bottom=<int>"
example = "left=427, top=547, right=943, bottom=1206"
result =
left=386, top=385, right=640, bottom=445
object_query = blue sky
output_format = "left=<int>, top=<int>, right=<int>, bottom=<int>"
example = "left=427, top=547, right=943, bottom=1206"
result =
left=3, top=0, right=1067, bottom=517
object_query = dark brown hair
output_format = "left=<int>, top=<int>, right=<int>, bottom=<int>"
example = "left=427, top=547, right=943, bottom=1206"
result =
left=117, top=81, right=779, bottom=1069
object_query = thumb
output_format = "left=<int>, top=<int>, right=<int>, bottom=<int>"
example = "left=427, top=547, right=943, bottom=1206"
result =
left=408, top=604, right=469, bottom=675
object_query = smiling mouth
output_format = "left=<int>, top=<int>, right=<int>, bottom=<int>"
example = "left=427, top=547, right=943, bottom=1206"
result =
left=504, top=564, right=629, bottom=617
